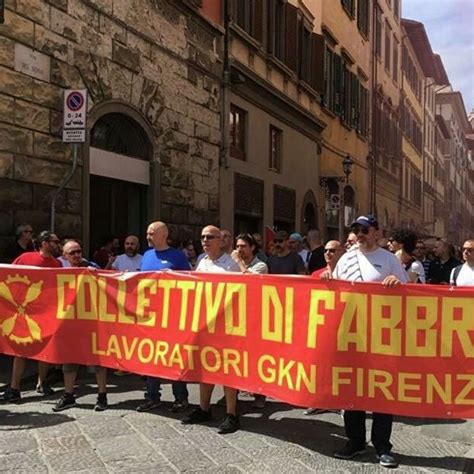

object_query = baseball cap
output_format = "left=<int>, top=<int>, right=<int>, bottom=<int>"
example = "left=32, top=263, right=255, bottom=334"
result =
left=289, top=232, right=303, bottom=242
left=350, top=215, right=379, bottom=230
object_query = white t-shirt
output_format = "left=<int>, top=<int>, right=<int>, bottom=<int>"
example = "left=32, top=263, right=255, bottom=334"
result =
left=450, top=264, right=474, bottom=286
left=196, top=253, right=240, bottom=273
left=406, top=259, right=426, bottom=283
left=246, top=257, right=268, bottom=274
left=334, top=247, right=408, bottom=283
left=298, top=249, right=309, bottom=264
left=111, top=254, right=143, bottom=272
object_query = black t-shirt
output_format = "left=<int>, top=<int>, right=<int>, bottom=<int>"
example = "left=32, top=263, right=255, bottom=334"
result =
left=308, top=245, right=326, bottom=273
left=3, top=240, right=34, bottom=263
left=427, top=257, right=461, bottom=284
left=268, top=252, right=305, bottom=275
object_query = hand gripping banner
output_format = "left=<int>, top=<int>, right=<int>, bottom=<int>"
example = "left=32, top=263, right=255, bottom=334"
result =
left=0, top=266, right=473, bottom=418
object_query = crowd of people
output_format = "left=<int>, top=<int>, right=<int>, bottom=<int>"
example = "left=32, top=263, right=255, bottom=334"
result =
left=1, top=218, right=473, bottom=468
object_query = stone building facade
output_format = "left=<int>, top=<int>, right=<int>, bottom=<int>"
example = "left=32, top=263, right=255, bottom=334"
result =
left=0, top=0, right=222, bottom=256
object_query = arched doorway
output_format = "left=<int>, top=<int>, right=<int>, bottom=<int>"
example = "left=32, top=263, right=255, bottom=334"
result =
left=88, top=112, right=153, bottom=258
left=300, top=190, right=318, bottom=234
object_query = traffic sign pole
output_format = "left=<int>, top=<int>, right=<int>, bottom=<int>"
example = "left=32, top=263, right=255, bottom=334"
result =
left=52, top=90, right=88, bottom=231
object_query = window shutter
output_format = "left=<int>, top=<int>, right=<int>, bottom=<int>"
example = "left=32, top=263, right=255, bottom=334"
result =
left=334, top=54, right=342, bottom=116
left=285, top=3, right=298, bottom=72
left=311, top=34, right=324, bottom=94
left=253, top=0, right=263, bottom=42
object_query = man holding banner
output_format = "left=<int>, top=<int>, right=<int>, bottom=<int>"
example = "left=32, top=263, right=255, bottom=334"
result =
left=137, top=221, right=191, bottom=413
left=182, top=225, right=241, bottom=434
left=327, top=215, right=408, bottom=469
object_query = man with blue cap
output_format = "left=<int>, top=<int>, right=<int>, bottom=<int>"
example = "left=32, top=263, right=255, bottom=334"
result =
left=322, top=215, right=408, bottom=469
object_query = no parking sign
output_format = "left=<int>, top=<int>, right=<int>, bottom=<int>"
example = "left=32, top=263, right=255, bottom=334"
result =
left=63, top=89, right=87, bottom=142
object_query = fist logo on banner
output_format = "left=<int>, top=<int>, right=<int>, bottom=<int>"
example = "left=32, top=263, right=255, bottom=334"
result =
left=0, top=275, right=43, bottom=345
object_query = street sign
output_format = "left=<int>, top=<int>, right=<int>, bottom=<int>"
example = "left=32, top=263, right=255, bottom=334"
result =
left=329, top=194, right=340, bottom=210
left=63, top=129, right=86, bottom=143
left=63, top=89, right=87, bottom=130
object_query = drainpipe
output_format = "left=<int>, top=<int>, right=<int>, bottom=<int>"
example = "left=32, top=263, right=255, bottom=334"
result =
left=369, top=0, right=378, bottom=216
left=219, top=0, right=231, bottom=169
left=50, top=143, right=78, bottom=232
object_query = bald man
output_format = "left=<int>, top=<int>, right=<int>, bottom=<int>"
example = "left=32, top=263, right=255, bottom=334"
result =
left=106, top=235, right=142, bottom=271
left=136, top=221, right=191, bottom=413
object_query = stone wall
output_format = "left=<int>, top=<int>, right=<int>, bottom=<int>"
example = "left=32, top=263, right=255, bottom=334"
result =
left=0, top=0, right=222, bottom=255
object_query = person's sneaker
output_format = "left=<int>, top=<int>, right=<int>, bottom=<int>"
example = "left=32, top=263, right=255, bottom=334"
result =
left=52, top=394, right=76, bottom=412
left=376, top=453, right=398, bottom=468
left=334, top=442, right=366, bottom=460
left=217, top=414, right=240, bottom=434
left=36, top=383, right=55, bottom=397
left=252, top=395, right=266, bottom=409
left=136, top=399, right=162, bottom=412
left=94, top=394, right=108, bottom=412
left=170, top=398, right=189, bottom=413
left=181, top=407, right=212, bottom=425
left=1, top=388, right=21, bottom=403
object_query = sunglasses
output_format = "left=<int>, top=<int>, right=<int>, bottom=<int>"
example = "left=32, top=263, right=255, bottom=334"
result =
left=273, top=238, right=285, bottom=244
left=324, top=248, right=338, bottom=254
left=350, top=226, right=369, bottom=235
left=462, top=248, right=473, bottom=254
left=23, top=230, right=33, bottom=234
left=67, top=250, right=82, bottom=256
left=49, top=239, right=60, bottom=244
left=201, top=234, right=217, bottom=241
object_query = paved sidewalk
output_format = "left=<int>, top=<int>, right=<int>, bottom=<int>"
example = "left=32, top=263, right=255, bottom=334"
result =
left=0, top=373, right=472, bottom=473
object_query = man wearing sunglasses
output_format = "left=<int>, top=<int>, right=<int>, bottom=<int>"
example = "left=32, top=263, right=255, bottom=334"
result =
left=450, top=239, right=474, bottom=286
left=182, top=225, right=241, bottom=434
left=311, top=240, right=344, bottom=278
left=324, top=216, right=407, bottom=469
left=53, top=240, right=109, bottom=412
left=1, top=231, right=62, bottom=403
left=267, top=230, right=306, bottom=276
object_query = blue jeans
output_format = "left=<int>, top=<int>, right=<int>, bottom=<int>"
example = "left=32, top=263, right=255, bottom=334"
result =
left=146, top=377, right=188, bottom=402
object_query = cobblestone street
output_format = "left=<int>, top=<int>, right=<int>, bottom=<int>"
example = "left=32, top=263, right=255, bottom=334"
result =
left=0, top=373, right=472, bottom=473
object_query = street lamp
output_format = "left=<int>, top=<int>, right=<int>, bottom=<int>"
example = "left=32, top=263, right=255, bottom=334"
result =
left=342, top=155, right=354, bottom=183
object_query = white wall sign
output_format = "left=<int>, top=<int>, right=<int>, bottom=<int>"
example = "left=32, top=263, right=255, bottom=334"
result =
left=63, top=129, right=86, bottom=143
left=14, top=43, right=50, bottom=82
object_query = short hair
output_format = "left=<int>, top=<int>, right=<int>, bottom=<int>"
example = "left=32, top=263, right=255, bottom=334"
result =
left=15, top=223, right=32, bottom=237
left=390, top=228, right=418, bottom=255
left=274, top=230, right=289, bottom=240
left=236, top=233, right=258, bottom=255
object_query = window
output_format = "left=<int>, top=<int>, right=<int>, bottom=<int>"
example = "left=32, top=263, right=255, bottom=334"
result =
left=299, top=21, right=312, bottom=83
left=233, top=0, right=263, bottom=42
left=323, top=44, right=369, bottom=136
left=341, top=0, right=355, bottom=17
left=392, top=38, right=399, bottom=83
left=375, top=6, right=382, bottom=59
left=269, top=125, right=282, bottom=171
left=384, top=22, right=391, bottom=73
left=268, top=0, right=286, bottom=60
left=229, top=105, right=247, bottom=160
left=357, top=0, right=369, bottom=37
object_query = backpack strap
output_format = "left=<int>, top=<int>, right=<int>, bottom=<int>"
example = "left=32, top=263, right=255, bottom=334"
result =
left=452, top=264, right=463, bottom=286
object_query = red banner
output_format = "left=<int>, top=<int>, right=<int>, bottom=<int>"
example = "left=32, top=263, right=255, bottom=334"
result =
left=0, top=266, right=473, bottom=418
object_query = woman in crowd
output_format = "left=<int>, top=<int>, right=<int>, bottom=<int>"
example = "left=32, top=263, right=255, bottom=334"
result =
left=388, top=228, right=425, bottom=283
